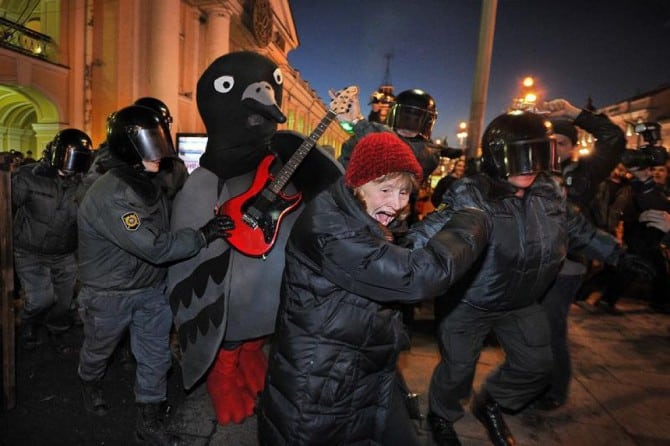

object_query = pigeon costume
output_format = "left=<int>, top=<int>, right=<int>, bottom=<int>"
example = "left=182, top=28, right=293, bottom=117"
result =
left=167, top=51, right=343, bottom=424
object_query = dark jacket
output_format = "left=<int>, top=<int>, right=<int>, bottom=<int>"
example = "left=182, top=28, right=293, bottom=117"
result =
left=623, top=177, right=670, bottom=260
left=590, top=177, right=631, bottom=234
left=77, top=165, right=204, bottom=292
left=12, top=162, right=82, bottom=255
left=257, top=179, right=490, bottom=445
left=441, top=173, right=621, bottom=311
left=561, top=110, right=626, bottom=217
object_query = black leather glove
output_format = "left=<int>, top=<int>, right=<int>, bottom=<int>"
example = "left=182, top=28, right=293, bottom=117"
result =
left=199, top=214, right=235, bottom=245
left=615, top=253, right=657, bottom=282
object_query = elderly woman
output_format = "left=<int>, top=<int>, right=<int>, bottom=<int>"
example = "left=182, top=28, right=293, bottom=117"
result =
left=257, top=131, right=491, bottom=445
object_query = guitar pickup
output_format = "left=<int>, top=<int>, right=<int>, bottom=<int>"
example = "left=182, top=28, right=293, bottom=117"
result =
left=242, top=207, right=260, bottom=229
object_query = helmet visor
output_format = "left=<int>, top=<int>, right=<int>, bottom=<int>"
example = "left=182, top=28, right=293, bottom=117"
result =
left=392, top=105, right=436, bottom=136
left=128, top=126, right=175, bottom=161
left=498, top=138, right=557, bottom=177
left=61, top=146, right=92, bottom=173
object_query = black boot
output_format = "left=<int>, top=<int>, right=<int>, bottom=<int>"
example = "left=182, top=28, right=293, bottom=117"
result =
left=471, top=391, right=515, bottom=446
left=427, top=412, right=462, bottom=446
left=80, top=377, right=109, bottom=416
left=136, top=402, right=181, bottom=446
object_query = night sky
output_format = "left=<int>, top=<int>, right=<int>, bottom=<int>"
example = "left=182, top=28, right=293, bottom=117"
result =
left=288, top=0, right=670, bottom=145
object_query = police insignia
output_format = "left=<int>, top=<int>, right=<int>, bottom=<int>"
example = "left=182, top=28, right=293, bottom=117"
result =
left=122, top=212, right=141, bottom=231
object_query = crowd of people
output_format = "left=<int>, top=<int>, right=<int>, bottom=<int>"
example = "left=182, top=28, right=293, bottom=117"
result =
left=7, top=49, right=670, bottom=446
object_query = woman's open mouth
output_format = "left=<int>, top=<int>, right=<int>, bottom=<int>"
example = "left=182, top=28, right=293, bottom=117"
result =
left=374, top=211, right=396, bottom=226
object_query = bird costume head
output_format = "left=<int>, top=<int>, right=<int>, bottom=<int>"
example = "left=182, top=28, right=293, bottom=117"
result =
left=196, top=51, right=287, bottom=178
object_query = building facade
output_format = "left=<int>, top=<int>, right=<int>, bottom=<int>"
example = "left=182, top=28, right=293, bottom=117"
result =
left=0, top=0, right=350, bottom=157
left=599, top=85, right=670, bottom=150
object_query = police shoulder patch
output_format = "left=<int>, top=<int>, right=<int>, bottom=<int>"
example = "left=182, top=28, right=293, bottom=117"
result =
left=122, top=212, right=141, bottom=231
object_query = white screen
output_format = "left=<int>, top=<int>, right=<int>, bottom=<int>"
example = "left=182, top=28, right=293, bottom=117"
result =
left=176, top=133, right=207, bottom=173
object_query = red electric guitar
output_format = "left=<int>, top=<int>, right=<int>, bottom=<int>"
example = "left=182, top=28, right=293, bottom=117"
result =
left=220, top=85, right=359, bottom=257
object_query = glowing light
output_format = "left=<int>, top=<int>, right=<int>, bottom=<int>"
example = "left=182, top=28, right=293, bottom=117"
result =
left=339, top=121, right=354, bottom=134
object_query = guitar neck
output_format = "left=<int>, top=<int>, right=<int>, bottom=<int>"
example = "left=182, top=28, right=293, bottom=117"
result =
left=269, top=110, right=337, bottom=194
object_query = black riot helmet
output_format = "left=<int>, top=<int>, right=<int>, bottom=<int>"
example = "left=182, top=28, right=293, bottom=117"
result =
left=134, top=97, right=173, bottom=131
left=386, top=89, right=437, bottom=140
left=134, top=97, right=174, bottom=148
left=48, top=128, right=93, bottom=174
left=480, top=111, right=558, bottom=178
left=106, top=105, right=175, bottom=166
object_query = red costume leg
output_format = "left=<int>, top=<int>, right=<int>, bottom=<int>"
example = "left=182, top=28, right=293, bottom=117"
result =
left=238, top=337, right=268, bottom=395
left=206, top=346, right=255, bottom=425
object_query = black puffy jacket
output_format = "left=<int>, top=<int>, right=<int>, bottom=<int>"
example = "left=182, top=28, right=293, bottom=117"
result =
left=257, top=179, right=490, bottom=445
left=12, top=162, right=82, bottom=255
left=442, top=173, right=620, bottom=311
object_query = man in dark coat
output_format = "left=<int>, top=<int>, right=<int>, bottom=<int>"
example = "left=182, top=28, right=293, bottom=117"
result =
left=534, top=98, right=627, bottom=410
left=77, top=105, right=232, bottom=445
left=426, top=111, right=648, bottom=446
left=13, top=129, right=92, bottom=349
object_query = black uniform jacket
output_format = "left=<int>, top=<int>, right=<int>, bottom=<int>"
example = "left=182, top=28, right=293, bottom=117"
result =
left=443, top=173, right=620, bottom=311
left=12, top=163, right=81, bottom=255
left=77, top=165, right=204, bottom=292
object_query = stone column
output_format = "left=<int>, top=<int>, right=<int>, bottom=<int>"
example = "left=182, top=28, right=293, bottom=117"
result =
left=203, top=5, right=234, bottom=66
left=146, top=0, right=180, bottom=133
left=30, top=124, right=60, bottom=154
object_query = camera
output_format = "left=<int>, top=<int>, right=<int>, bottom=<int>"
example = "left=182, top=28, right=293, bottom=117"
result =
left=620, top=121, right=668, bottom=169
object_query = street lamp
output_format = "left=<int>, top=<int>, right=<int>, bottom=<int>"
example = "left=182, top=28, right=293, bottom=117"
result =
left=456, top=121, right=468, bottom=148
left=512, top=76, right=539, bottom=112
left=522, top=76, right=534, bottom=88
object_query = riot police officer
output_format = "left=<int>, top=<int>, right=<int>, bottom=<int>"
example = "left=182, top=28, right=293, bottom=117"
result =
left=13, top=128, right=93, bottom=349
left=133, top=97, right=189, bottom=205
left=76, top=105, right=233, bottom=445
left=426, top=111, right=646, bottom=446
left=339, top=88, right=442, bottom=182
left=80, top=96, right=188, bottom=204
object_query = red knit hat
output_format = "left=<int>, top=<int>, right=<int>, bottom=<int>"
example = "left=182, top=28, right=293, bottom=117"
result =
left=344, top=132, right=423, bottom=188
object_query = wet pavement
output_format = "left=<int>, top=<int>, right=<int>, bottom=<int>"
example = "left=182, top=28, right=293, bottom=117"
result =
left=1, top=296, right=669, bottom=445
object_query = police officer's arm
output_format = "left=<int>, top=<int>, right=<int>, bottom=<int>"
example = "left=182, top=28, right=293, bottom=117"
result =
left=100, top=198, right=207, bottom=265
left=565, top=191, right=657, bottom=281
left=565, top=202, right=619, bottom=261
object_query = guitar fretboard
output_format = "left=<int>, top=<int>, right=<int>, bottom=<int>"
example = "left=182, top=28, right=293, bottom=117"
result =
left=269, top=110, right=337, bottom=194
